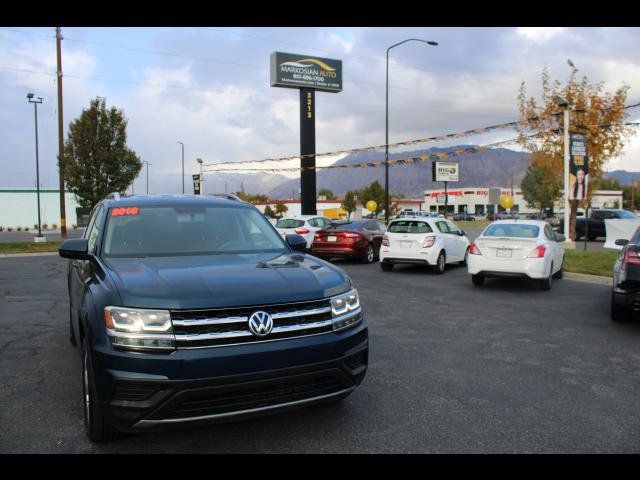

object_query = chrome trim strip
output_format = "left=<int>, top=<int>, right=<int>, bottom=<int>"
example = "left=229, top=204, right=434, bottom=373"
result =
left=133, top=387, right=356, bottom=428
left=272, top=319, right=332, bottom=332
left=106, top=328, right=174, bottom=340
left=172, top=316, right=247, bottom=326
left=175, top=330, right=253, bottom=341
left=270, top=306, right=331, bottom=319
left=176, top=329, right=332, bottom=349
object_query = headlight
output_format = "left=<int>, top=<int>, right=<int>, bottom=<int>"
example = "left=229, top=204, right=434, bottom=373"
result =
left=104, top=306, right=175, bottom=351
left=330, top=289, right=362, bottom=332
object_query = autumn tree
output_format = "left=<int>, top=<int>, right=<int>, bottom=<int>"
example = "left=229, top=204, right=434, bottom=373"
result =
left=318, top=188, right=336, bottom=200
left=235, top=191, right=269, bottom=204
left=61, top=97, right=142, bottom=209
left=520, top=163, right=562, bottom=214
left=274, top=203, right=288, bottom=219
left=263, top=205, right=276, bottom=218
left=516, top=61, right=633, bottom=240
left=341, top=190, right=358, bottom=218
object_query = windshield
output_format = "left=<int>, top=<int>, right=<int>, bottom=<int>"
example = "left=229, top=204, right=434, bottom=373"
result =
left=618, top=210, right=638, bottom=219
left=276, top=218, right=305, bottom=228
left=103, top=205, right=287, bottom=257
left=388, top=221, right=433, bottom=234
left=483, top=223, right=540, bottom=239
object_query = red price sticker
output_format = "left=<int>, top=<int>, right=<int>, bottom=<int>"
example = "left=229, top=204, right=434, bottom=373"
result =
left=111, top=207, right=140, bottom=216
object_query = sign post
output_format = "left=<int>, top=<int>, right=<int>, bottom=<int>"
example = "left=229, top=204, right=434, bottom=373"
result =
left=271, top=52, right=342, bottom=215
left=192, top=174, right=201, bottom=195
left=432, top=161, right=459, bottom=219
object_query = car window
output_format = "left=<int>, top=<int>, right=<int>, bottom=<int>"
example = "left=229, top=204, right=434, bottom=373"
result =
left=544, top=225, right=555, bottom=241
left=326, top=222, right=362, bottom=231
left=618, top=210, right=638, bottom=219
left=632, top=227, right=640, bottom=245
left=87, top=205, right=105, bottom=254
left=484, top=223, right=540, bottom=239
left=388, top=221, right=433, bottom=234
left=376, top=221, right=386, bottom=231
left=275, top=218, right=305, bottom=229
left=435, top=221, right=449, bottom=234
left=307, top=218, right=318, bottom=227
left=446, top=222, right=460, bottom=234
left=83, top=205, right=101, bottom=240
left=103, top=206, right=286, bottom=257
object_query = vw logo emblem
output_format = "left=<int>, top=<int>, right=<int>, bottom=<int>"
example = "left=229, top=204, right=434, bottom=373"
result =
left=248, top=311, right=273, bottom=337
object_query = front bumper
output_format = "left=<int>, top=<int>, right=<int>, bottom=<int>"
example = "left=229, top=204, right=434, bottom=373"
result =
left=467, top=255, right=549, bottom=279
left=91, top=322, right=368, bottom=432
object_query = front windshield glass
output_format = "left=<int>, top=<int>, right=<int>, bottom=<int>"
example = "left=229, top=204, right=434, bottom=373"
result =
left=618, top=210, right=638, bottom=219
left=483, top=223, right=540, bottom=238
left=103, top=205, right=287, bottom=257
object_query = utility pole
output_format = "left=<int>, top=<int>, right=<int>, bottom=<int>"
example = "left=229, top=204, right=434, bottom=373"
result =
left=177, top=141, right=184, bottom=194
left=143, top=161, right=151, bottom=194
left=56, top=27, right=67, bottom=238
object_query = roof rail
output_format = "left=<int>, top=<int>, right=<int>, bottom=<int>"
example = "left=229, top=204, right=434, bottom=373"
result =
left=208, top=193, right=245, bottom=202
left=105, top=192, right=126, bottom=201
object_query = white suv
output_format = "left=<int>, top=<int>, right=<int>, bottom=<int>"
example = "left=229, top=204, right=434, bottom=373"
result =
left=275, top=215, right=333, bottom=249
left=380, top=217, right=470, bottom=274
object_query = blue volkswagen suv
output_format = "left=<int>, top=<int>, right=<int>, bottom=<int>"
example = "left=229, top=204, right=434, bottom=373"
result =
left=59, top=194, right=368, bottom=442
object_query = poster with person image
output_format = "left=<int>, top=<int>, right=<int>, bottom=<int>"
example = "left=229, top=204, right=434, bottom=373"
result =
left=569, top=132, right=589, bottom=200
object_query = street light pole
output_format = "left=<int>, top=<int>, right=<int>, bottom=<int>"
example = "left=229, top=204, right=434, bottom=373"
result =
left=556, top=96, right=573, bottom=246
left=143, top=161, right=151, bottom=194
left=177, top=141, right=184, bottom=194
left=197, top=158, right=204, bottom=195
left=385, top=38, right=438, bottom=224
left=27, top=93, right=44, bottom=239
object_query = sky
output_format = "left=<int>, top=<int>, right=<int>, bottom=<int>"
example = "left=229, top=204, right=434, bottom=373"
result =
left=1, top=26, right=639, bottom=194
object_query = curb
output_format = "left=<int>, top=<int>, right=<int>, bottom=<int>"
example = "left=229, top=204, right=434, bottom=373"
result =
left=0, top=251, right=59, bottom=258
left=564, top=271, right=612, bottom=286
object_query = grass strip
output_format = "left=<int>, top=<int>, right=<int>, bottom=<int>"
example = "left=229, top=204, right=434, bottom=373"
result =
left=563, top=249, right=617, bottom=278
left=0, top=241, right=63, bottom=254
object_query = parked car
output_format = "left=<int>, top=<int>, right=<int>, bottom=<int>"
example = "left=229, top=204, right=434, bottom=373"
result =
left=558, top=209, right=638, bottom=240
left=58, top=195, right=368, bottom=442
left=312, top=219, right=386, bottom=264
left=379, top=217, right=470, bottom=274
left=467, top=220, right=565, bottom=290
left=611, top=225, right=640, bottom=322
left=275, top=215, right=333, bottom=249
left=453, top=212, right=475, bottom=221
left=485, top=212, right=513, bottom=221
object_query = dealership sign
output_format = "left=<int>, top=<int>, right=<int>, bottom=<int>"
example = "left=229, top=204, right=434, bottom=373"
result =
left=432, top=161, right=459, bottom=182
left=270, top=52, right=342, bottom=92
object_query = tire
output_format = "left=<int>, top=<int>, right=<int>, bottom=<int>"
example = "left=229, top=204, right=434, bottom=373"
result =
left=611, top=295, right=632, bottom=323
left=380, top=262, right=394, bottom=272
left=471, top=274, right=485, bottom=286
left=459, top=248, right=469, bottom=266
left=81, top=339, right=121, bottom=442
left=539, top=263, right=553, bottom=291
left=433, top=251, right=446, bottom=274
left=361, top=244, right=375, bottom=264
left=588, top=236, right=597, bottom=241
left=553, top=259, right=564, bottom=279
left=69, top=310, right=77, bottom=346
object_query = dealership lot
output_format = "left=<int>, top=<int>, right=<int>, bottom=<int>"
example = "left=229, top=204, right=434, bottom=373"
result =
left=1, top=254, right=640, bottom=453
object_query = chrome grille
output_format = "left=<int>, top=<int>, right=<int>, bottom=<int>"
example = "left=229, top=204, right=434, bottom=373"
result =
left=170, top=299, right=335, bottom=348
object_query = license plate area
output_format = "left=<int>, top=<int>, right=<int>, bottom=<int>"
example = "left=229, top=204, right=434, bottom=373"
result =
left=496, top=248, right=512, bottom=258
left=327, top=236, right=337, bottom=242
left=400, top=241, right=412, bottom=248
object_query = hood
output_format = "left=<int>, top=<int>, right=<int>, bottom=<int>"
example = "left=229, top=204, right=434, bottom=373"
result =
left=102, top=252, right=351, bottom=310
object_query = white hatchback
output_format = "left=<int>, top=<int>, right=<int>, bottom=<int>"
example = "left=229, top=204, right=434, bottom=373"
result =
left=467, top=220, right=566, bottom=290
left=379, top=217, right=470, bottom=274
left=275, top=215, right=333, bottom=249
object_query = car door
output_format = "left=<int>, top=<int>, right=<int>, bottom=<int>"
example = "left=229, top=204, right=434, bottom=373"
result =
left=445, top=221, right=467, bottom=261
left=544, top=224, right=562, bottom=272
left=363, top=221, right=382, bottom=253
left=434, top=221, right=454, bottom=259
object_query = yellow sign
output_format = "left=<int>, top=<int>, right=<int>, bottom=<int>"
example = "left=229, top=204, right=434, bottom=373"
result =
left=366, top=200, right=377, bottom=212
left=499, top=195, right=514, bottom=210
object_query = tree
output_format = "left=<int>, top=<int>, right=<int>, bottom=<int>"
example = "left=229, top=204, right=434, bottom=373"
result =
left=318, top=188, right=336, bottom=200
left=516, top=61, right=633, bottom=240
left=60, top=97, right=142, bottom=209
left=235, top=191, right=269, bottom=204
left=341, top=190, right=357, bottom=218
left=520, top=163, right=562, bottom=214
left=263, top=205, right=276, bottom=218
left=358, top=181, right=386, bottom=215
left=275, top=203, right=288, bottom=219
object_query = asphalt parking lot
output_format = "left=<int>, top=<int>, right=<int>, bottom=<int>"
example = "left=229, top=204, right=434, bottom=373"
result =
left=1, top=253, right=639, bottom=453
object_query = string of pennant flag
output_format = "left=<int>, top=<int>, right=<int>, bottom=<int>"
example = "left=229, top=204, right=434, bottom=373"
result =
left=201, top=101, right=640, bottom=171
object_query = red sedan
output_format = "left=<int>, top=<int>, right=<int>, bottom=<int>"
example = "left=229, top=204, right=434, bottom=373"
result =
left=311, top=219, right=386, bottom=264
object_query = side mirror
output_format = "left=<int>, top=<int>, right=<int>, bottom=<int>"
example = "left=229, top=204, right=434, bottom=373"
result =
left=285, top=234, right=308, bottom=252
left=615, top=239, right=629, bottom=247
left=459, top=230, right=466, bottom=236
left=58, top=238, right=91, bottom=260
left=556, top=234, right=566, bottom=242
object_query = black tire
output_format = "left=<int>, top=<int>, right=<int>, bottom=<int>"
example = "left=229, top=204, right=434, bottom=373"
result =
left=471, top=274, right=485, bottom=286
left=81, top=339, right=121, bottom=443
left=588, top=236, right=597, bottom=241
left=361, top=244, right=375, bottom=264
left=553, top=259, right=564, bottom=279
left=539, top=263, right=553, bottom=291
left=459, top=247, right=470, bottom=266
left=69, top=310, right=77, bottom=346
left=611, top=296, right=632, bottom=323
left=433, top=251, right=446, bottom=274
left=380, top=262, right=394, bottom=272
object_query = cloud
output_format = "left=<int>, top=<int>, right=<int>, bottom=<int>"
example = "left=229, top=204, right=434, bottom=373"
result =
left=516, top=27, right=566, bottom=43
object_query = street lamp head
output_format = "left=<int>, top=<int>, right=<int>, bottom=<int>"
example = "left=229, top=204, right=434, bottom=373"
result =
left=197, top=158, right=203, bottom=164
left=27, top=92, right=34, bottom=99
left=427, top=41, right=438, bottom=46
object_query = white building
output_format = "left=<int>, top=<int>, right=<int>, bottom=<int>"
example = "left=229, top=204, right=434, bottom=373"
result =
left=0, top=188, right=83, bottom=230
left=422, top=187, right=623, bottom=216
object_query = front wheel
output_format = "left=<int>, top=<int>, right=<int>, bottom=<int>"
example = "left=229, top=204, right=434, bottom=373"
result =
left=81, top=340, right=122, bottom=443
left=361, top=244, right=375, bottom=264
left=433, top=251, right=446, bottom=274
